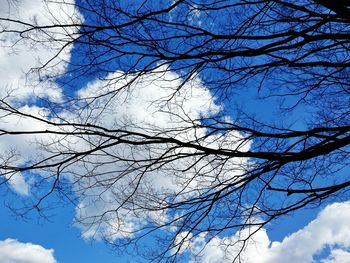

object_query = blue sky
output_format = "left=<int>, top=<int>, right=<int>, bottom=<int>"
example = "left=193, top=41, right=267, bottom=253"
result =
left=1, top=0, right=350, bottom=262
left=0, top=195, right=322, bottom=263
left=0, top=200, right=123, bottom=263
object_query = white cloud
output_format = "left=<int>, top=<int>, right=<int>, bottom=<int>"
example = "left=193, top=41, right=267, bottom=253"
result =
left=0, top=0, right=250, bottom=245
left=266, top=202, right=350, bottom=263
left=1, top=0, right=248, bottom=240
left=0, top=105, right=52, bottom=196
left=5, top=172, right=30, bottom=196
left=321, top=249, right=350, bottom=263
left=0, top=238, right=57, bottom=263
left=0, top=0, right=81, bottom=102
left=0, top=65, right=250, bottom=238
left=181, top=202, right=350, bottom=263
left=181, top=227, right=269, bottom=263
left=0, top=0, right=81, bottom=195
left=73, top=67, right=251, bottom=240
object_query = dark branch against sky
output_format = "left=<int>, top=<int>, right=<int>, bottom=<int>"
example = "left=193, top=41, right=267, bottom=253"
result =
left=0, top=0, right=350, bottom=262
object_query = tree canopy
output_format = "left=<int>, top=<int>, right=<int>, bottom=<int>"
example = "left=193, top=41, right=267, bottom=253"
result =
left=0, top=0, right=349, bottom=262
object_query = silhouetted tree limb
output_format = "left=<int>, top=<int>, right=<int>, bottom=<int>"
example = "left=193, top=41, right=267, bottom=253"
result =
left=1, top=0, right=350, bottom=261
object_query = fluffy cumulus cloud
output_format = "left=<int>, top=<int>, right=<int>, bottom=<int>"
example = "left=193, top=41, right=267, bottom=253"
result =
left=0, top=50, right=251, bottom=239
left=0, top=0, right=248, bottom=247
left=0, top=47, right=250, bottom=238
left=0, top=0, right=81, bottom=195
left=0, top=238, right=57, bottom=263
left=0, top=0, right=81, bottom=102
left=73, top=67, right=251, bottom=240
left=266, top=202, right=350, bottom=262
left=0, top=105, right=53, bottom=195
left=179, top=202, right=350, bottom=263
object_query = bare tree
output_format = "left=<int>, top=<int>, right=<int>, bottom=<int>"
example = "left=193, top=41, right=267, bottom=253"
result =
left=0, top=0, right=350, bottom=261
